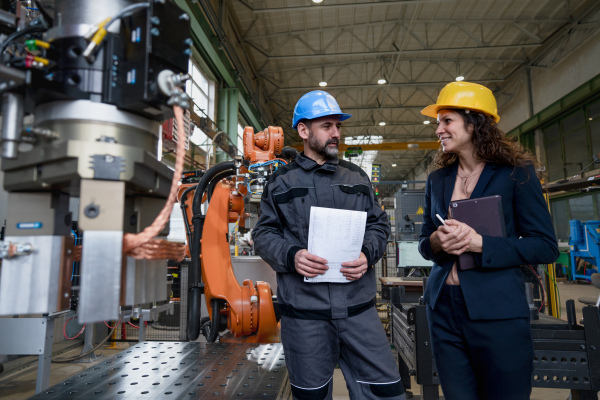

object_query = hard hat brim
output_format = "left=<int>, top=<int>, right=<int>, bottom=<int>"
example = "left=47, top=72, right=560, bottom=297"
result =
left=420, top=104, right=500, bottom=123
left=292, top=112, right=352, bottom=129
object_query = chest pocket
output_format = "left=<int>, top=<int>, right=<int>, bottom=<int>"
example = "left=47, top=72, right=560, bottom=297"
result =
left=339, top=184, right=370, bottom=196
left=336, top=183, right=371, bottom=211
left=273, top=187, right=310, bottom=230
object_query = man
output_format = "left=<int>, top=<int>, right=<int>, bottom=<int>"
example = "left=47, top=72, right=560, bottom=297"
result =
left=253, top=90, right=405, bottom=400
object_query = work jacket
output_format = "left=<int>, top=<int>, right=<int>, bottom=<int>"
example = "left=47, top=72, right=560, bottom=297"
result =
left=419, top=162, right=559, bottom=320
left=253, top=152, right=390, bottom=319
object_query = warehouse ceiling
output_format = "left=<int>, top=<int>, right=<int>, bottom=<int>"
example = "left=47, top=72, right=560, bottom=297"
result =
left=215, top=0, right=600, bottom=181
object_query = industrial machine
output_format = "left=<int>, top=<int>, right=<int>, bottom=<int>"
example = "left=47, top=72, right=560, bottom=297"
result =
left=569, top=219, right=600, bottom=281
left=178, top=126, right=287, bottom=344
left=0, top=0, right=192, bottom=324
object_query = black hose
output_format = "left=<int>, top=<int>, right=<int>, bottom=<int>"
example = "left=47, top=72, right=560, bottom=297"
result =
left=191, top=161, right=236, bottom=215
left=186, top=287, right=201, bottom=340
left=207, top=169, right=235, bottom=202
left=179, top=184, right=198, bottom=246
left=0, top=23, right=47, bottom=55
left=186, top=161, right=235, bottom=341
left=203, top=298, right=222, bottom=342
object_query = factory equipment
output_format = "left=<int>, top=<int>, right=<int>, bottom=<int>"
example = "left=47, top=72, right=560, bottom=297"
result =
left=0, top=0, right=192, bottom=323
left=569, top=219, right=600, bottom=281
left=391, top=290, right=600, bottom=399
left=394, top=188, right=426, bottom=241
left=178, top=126, right=286, bottom=344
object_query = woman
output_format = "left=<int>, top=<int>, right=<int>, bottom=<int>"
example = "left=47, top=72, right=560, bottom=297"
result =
left=418, top=81, right=559, bottom=400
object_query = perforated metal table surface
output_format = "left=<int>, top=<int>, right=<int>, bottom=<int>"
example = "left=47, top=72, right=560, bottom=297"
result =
left=31, top=342, right=291, bottom=399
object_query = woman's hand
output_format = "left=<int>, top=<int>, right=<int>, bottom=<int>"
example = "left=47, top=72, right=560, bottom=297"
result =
left=430, top=219, right=481, bottom=256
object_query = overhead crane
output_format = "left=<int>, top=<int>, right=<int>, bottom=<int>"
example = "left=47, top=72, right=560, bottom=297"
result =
left=290, top=141, right=441, bottom=152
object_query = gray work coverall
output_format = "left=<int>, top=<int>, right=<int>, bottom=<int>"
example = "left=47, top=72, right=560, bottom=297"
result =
left=253, top=153, right=405, bottom=400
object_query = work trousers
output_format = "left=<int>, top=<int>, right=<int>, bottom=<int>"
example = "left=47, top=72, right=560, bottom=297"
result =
left=281, top=307, right=405, bottom=400
left=427, top=284, right=534, bottom=400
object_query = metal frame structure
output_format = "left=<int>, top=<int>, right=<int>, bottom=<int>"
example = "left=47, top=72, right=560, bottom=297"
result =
left=391, top=293, right=600, bottom=399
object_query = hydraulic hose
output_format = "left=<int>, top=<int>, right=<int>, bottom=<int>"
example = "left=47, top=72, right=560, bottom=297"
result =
left=179, top=184, right=198, bottom=246
left=186, top=161, right=235, bottom=340
left=191, top=161, right=236, bottom=215
left=186, top=287, right=202, bottom=340
left=207, top=169, right=235, bottom=202
left=203, top=298, right=222, bottom=342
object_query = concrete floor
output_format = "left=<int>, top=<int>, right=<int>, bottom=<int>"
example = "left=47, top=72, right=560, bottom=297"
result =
left=0, top=281, right=597, bottom=400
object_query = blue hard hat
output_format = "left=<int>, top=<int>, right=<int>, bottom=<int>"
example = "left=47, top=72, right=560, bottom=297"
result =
left=292, top=90, right=352, bottom=129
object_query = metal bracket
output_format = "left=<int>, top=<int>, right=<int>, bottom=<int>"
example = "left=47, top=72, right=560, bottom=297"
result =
left=89, top=154, right=126, bottom=180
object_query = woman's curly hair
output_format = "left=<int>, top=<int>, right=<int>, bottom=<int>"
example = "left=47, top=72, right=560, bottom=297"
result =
left=430, top=109, right=538, bottom=175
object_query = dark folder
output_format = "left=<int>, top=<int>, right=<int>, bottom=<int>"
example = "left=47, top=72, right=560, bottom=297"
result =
left=450, top=195, right=506, bottom=271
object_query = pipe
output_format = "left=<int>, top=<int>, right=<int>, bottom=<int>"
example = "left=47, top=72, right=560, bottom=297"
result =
left=1, top=92, right=24, bottom=159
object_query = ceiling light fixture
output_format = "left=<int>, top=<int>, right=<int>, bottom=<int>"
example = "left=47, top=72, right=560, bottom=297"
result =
left=455, top=76, right=465, bottom=81
left=377, top=79, right=386, bottom=84
left=379, top=122, right=386, bottom=126
left=319, top=81, right=327, bottom=87
left=392, top=164, right=397, bottom=167
left=312, top=0, right=323, bottom=3
left=423, top=120, right=431, bottom=124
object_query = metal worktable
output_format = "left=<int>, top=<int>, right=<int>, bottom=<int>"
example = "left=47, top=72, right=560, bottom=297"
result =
left=31, top=342, right=291, bottom=399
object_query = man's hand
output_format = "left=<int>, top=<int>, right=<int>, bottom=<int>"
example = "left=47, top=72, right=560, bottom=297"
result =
left=341, top=252, right=368, bottom=281
left=295, top=249, right=328, bottom=278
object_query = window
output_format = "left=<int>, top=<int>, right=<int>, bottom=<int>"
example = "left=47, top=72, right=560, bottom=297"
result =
left=544, top=124, right=562, bottom=181
left=238, top=123, right=244, bottom=155
left=562, top=110, right=588, bottom=178
left=590, top=98, right=600, bottom=158
left=551, top=193, right=600, bottom=244
left=186, top=59, right=216, bottom=156
left=542, top=97, right=600, bottom=183
left=569, top=195, right=594, bottom=221
left=343, top=135, right=383, bottom=180
left=551, top=200, right=569, bottom=242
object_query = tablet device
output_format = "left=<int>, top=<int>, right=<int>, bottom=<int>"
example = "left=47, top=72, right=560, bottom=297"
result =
left=450, top=195, right=506, bottom=270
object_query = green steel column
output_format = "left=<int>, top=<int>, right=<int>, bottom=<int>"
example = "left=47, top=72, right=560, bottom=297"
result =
left=216, top=88, right=239, bottom=163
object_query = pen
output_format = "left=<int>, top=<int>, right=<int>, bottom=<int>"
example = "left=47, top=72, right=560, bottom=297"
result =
left=436, top=214, right=447, bottom=226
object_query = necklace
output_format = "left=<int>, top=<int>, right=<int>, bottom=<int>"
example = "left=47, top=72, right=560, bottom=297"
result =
left=457, top=163, right=485, bottom=197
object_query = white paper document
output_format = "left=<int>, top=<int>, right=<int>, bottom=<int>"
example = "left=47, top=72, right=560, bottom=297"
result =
left=305, top=206, right=367, bottom=283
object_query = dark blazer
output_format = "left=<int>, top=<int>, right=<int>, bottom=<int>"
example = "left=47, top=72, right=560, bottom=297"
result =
left=418, top=162, right=559, bottom=320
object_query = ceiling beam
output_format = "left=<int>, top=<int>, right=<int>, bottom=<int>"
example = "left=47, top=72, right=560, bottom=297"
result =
left=289, top=141, right=441, bottom=152
left=243, top=18, right=570, bottom=40
left=250, top=0, right=458, bottom=14
left=259, top=56, right=524, bottom=75
left=271, top=78, right=505, bottom=92
left=263, top=44, right=540, bottom=60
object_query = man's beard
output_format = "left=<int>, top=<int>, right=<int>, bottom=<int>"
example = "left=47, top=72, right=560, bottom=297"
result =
left=308, top=130, right=339, bottom=160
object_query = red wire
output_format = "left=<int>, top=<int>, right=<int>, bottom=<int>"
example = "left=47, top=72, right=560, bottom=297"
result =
left=104, top=321, right=117, bottom=329
left=128, top=322, right=140, bottom=329
left=528, top=265, right=546, bottom=312
left=63, top=317, right=86, bottom=340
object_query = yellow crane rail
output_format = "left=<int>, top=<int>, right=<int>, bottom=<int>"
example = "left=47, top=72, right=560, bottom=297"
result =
left=290, top=141, right=440, bottom=152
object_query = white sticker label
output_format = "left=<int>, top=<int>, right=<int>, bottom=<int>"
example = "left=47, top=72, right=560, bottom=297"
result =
left=17, top=222, right=42, bottom=229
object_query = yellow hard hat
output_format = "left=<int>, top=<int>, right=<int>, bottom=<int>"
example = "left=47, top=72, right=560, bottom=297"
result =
left=421, top=81, right=500, bottom=123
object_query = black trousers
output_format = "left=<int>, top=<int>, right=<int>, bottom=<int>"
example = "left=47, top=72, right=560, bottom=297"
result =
left=426, top=284, right=533, bottom=400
